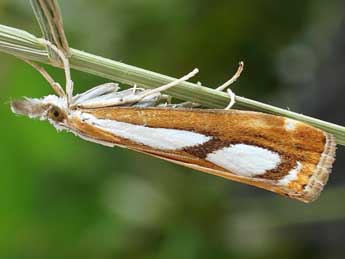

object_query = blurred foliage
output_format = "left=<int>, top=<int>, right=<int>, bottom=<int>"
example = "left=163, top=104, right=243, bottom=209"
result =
left=0, top=0, right=344, bottom=258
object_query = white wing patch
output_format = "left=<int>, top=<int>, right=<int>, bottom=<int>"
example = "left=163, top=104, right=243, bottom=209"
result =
left=206, top=144, right=281, bottom=177
left=80, top=113, right=211, bottom=150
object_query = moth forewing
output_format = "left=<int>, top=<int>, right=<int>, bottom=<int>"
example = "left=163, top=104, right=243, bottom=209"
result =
left=65, top=107, right=336, bottom=203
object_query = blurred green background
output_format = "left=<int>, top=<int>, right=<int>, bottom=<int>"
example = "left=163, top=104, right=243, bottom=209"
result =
left=0, top=0, right=345, bottom=258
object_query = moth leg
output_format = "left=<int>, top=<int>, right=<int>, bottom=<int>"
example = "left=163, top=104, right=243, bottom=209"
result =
left=76, top=69, right=199, bottom=108
left=23, top=59, right=65, bottom=97
left=38, top=39, right=74, bottom=105
left=216, top=61, right=244, bottom=92
left=155, top=94, right=171, bottom=107
left=224, top=88, right=236, bottom=110
left=158, top=94, right=197, bottom=108
left=216, top=61, right=244, bottom=110
left=160, top=94, right=171, bottom=104
left=170, top=62, right=243, bottom=109
left=122, top=68, right=199, bottom=104
left=130, top=84, right=146, bottom=95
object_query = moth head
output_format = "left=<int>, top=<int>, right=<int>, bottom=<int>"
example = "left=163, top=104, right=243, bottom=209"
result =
left=11, top=95, right=68, bottom=123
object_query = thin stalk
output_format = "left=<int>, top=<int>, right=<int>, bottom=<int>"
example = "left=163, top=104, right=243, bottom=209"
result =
left=30, top=0, right=70, bottom=64
left=0, top=24, right=344, bottom=145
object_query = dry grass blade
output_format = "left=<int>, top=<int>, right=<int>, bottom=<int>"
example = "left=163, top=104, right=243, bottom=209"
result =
left=30, top=0, right=70, bottom=65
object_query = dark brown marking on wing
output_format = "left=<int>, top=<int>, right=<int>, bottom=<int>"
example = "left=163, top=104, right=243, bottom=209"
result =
left=183, top=138, right=227, bottom=158
left=257, top=154, right=297, bottom=180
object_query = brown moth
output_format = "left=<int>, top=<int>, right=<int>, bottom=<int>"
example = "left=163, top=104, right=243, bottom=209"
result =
left=11, top=40, right=336, bottom=203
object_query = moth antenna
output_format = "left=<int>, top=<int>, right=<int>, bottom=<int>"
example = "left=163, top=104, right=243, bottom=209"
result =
left=22, top=59, right=66, bottom=97
left=216, top=61, right=244, bottom=92
left=38, top=38, right=74, bottom=105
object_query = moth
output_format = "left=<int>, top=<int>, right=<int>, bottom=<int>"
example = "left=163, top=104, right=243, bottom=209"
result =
left=11, top=40, right=336, bottom=203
